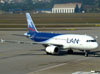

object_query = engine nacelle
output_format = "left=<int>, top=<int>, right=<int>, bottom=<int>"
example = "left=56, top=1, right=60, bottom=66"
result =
left=45, top=45, right=60, bottom=54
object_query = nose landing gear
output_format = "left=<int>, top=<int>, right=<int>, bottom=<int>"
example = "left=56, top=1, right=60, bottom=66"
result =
left=84, top=50, right=89, bottom=57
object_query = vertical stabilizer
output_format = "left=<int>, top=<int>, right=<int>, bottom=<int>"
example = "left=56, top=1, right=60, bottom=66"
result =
left=26, top=13, right=38, bottom=32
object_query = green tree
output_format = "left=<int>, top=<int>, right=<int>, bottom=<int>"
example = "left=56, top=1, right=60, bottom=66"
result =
left=75, top=4, right=79, bottom=13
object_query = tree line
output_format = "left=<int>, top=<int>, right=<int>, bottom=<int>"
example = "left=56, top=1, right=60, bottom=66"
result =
left=0, top=0, right=100, bottom=13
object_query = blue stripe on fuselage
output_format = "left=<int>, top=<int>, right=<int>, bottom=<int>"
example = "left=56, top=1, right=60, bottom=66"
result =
left=30, top=32, right=62, bottom=42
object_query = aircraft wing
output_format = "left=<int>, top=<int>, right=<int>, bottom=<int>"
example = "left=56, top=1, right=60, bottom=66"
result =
left=0, top=39, right=33, bottom=44
left=0, top=39, right=63, bottom=47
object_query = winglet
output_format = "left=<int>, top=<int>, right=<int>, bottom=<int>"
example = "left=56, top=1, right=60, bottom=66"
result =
left=0, top=39, right=5, bottom=43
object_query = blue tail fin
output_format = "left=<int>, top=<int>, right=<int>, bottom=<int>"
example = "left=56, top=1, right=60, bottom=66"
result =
left=26, top=13, right=38, bottom=33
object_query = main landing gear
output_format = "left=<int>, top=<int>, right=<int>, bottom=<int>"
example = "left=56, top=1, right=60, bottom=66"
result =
left=67, top=49, right=73, bottom=54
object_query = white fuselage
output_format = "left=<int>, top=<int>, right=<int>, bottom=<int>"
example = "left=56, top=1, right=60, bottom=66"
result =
left=44, top=34, right=98, bottom=50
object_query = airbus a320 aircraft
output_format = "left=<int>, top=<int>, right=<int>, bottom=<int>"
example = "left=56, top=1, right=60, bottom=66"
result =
left=1, top=13, right=98, bottom=57
left=24, top=13, right=98, bottom=57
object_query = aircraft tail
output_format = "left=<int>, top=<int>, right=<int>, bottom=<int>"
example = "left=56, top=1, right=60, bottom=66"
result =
left=26, top=13, right=38, bottom=33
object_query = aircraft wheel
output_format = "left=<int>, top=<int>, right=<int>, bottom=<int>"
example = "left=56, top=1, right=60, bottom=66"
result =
left=68, top=49, right=73, bottom=54
left=46, top=52, right=51, bottom=55
left=84, top=51, right=88, bottom=57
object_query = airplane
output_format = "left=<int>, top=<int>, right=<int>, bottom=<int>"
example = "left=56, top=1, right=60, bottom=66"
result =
left=24, top=13, right=98, bottom=57
left=1, top=13, right=99, bottom=57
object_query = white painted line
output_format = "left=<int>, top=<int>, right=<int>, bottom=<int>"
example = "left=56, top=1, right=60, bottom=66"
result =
left=28, top=63, right=67, bottom=74
left=28, top=57, right=92, bottom=74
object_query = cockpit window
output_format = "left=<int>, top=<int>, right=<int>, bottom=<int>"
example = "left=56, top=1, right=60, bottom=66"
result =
left=87, top=40, right=96, bottom=42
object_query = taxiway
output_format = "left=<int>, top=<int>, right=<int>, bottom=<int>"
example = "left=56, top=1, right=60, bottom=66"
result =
left=0, top=27, right=100, bottom=74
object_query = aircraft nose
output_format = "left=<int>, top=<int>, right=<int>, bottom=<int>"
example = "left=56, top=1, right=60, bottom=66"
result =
left=93, top=42, right=98, bottom=49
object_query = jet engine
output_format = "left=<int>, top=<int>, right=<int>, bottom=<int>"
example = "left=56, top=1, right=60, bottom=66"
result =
left=45, top=45, right=60, bottom=54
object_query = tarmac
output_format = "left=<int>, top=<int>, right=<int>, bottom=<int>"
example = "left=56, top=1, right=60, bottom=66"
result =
left=0, top=27, right=100, bottom=74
